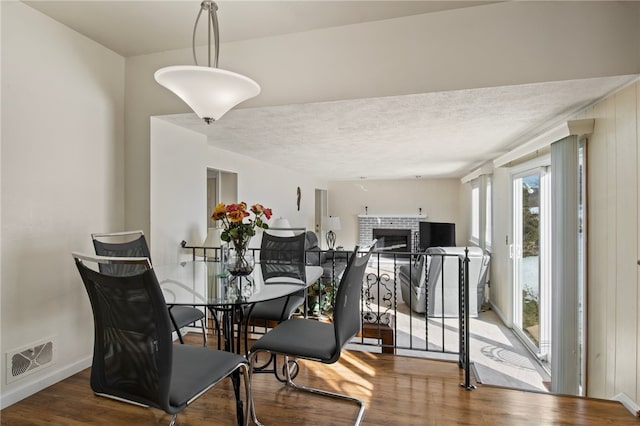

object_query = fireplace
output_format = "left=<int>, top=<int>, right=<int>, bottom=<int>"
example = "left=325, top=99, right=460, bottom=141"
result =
left=373, top=228, right=412, bottom=257
left=358, top=214, right=425, bottom=254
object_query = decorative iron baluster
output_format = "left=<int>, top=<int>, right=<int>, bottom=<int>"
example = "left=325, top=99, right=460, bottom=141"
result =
left=363, top=269, right=393, bottom=324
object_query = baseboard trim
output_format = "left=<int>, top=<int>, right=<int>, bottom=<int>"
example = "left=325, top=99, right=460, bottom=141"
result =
left=612, top=393, right=640, bottom=417
left=1, top=331, right=188, bottom=410
left=489, top=302, right=509, bottom=326
left=0, top=356, right=92, bottom=410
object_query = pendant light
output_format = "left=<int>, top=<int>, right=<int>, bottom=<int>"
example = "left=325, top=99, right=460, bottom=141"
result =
left=154, top=1, right=260, bottom=124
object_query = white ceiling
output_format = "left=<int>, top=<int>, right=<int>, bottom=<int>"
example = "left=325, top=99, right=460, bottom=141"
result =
left=24, top=1, right=492, bottom=57
left=23, top=1, right=639, bottom=180
left=160, top=75, right=638, bottom=179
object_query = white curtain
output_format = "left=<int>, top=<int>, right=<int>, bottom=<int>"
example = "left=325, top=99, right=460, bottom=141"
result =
left=550, top=134, right=581, bottom=395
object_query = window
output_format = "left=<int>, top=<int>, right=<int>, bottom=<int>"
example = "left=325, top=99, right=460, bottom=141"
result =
left=485, top=176, right=492, bottom=250
left=471, top=181, right=480, bottom=244
left=466, top=172, right=493, bottom=249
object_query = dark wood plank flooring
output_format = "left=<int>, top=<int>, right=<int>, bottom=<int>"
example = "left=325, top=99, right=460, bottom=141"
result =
left=1, top=333, right=637, bottom=425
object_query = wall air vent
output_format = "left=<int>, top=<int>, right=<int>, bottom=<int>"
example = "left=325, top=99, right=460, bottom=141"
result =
left=6, top=338, right=55, bottom=383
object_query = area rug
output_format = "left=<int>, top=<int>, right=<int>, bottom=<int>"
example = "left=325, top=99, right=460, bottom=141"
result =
left=467, top=309, right=550, bottom=392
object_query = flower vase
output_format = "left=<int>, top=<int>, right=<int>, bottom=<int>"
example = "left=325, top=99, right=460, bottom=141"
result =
left=226, top=237, right=255, bottom=276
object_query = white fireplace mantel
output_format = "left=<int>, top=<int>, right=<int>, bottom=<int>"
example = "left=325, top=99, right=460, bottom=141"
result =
left=357, top=214, right=427, bottom=218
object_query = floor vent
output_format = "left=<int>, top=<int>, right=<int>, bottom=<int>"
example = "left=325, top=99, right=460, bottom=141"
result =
left=6, top=338, right=55, bottom=383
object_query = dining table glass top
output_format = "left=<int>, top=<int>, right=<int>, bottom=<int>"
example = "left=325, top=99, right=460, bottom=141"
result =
left=154, top=260, right=323, bottom=307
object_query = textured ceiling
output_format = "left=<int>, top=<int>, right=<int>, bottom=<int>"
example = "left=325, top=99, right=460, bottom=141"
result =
left=160, top=74, right=638, bottom=180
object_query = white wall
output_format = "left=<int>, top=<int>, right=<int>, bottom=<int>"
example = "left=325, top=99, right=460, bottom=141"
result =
left=327, top=179, right=464, bottom=250
left=150, top=118, right=327, bottom=266
left=488, top=168, right=513, bottom=324
left=487, top=82, right=640, bottom=401
left=0, top=2, right=4, bottom=404
left=577, top=82, right=640, bottom=401
left=0, top=2, right=125, bottom=407
left=125, top=1, right=640, bottom=238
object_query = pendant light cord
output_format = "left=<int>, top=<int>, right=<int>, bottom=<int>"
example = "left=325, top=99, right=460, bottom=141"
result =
left=192, top=1, right=219, bottom=68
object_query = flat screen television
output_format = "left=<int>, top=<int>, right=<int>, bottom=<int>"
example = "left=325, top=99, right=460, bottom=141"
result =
left=419, top=222, right=456, bottom=251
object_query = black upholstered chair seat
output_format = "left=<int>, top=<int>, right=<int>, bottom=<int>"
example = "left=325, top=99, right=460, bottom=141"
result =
left=251, top=318, right=336, bottom=362
left=169, top=306, right=205, bottom=332
left=169, top=345, right=246, bottom=408
left=249, top=242, right=376, bottom=425
left=73, top=253, right=252, bottom=425
left=244, top=231, right=308, bottom=378
left=246, top=292, right=305, bottom=322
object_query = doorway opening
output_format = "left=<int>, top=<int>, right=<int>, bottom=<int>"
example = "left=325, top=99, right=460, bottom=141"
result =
left=207, top=168, right=238, bottom=226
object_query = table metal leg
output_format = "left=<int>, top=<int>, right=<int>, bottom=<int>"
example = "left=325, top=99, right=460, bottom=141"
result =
left=232, top=370, right=244, bottom=425
left=208, top=306, right=244, bottom=425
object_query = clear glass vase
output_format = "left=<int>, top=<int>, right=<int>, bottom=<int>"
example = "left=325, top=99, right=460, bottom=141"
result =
left=226, top=237, right=254, bottom=276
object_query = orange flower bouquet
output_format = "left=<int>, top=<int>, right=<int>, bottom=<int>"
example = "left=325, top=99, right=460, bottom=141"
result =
left=211, top=202, right=272, bottom=275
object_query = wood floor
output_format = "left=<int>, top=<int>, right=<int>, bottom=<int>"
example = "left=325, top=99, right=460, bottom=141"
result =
left=1, top=334, right=637, bottom=425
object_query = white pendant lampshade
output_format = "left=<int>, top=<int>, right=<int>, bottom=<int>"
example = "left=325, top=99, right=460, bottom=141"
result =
left=154, top=1, right=260, bottom=124
left=154, top=65, right=260, bottom=123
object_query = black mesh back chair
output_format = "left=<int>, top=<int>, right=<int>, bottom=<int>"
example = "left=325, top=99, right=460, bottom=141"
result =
left=244, top=231, right=307, bottom=369
left=252, top=231, right=307, bottom=316
left=92, top=230, right=206, bottom=346
left=259, top=229, right=307, bottom=281
left=248, top=241, right=376, bottom=425
left=72, top=253, right=252, bottom=426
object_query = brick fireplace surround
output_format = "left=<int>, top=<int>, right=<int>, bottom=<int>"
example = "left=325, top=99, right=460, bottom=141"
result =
left=358, top=214, right=427, bottom=252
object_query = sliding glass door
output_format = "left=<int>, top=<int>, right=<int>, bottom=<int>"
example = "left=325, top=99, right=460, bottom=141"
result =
left=512, top=167, right=551, bottom=363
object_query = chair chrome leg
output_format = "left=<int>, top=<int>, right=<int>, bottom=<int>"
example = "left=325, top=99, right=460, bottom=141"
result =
left=169, top=414, right=177, bottom=426
left=250, top=351, right=364, bottom=425
left=275, top=356, right=299, bottom=383
left=283, top=355, right=365, bottom=426
left=248, top=352, right=264, bottom=426
left=240, top=363, right=262, bottom=426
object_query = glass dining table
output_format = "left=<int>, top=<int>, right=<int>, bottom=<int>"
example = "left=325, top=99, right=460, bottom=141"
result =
left=154, top=260, right=322, bottom=425
left=154, top=260, right=323, bottom=353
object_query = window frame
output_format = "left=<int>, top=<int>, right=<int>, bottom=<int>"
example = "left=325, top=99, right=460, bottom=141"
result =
left=470, top=179, right=481, bottom=245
